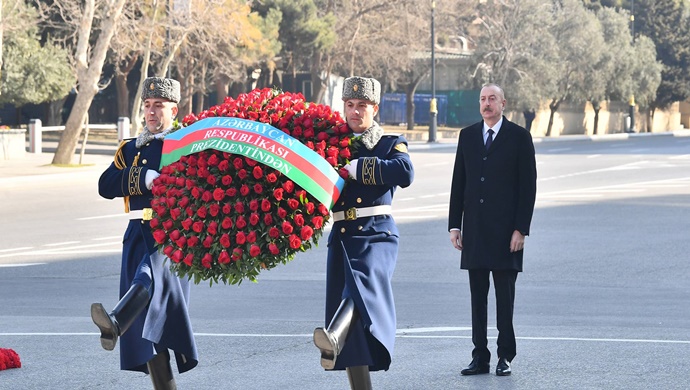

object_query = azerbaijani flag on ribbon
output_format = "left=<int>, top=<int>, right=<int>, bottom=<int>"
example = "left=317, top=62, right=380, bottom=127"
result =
left=161, top=117, right=345, bottom=209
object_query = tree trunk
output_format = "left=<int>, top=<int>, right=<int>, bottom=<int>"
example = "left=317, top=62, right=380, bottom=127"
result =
left=546, top=99, right=560, bottom=137
left=215, top=75, right=228, bottom=103
left=115, top=74, right=130, bottom=118
left=52, top=0, right=127, bottom=165
left=593, top=108, right=600, bottom=135
left=405, top=87, right=416, bottom=130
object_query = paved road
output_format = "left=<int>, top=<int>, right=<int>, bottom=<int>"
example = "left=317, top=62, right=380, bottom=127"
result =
left=1, top=133, right=690, bottom=389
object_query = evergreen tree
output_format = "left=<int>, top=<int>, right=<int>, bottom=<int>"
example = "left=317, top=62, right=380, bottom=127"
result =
left=635, top=0, right=690, bottom=110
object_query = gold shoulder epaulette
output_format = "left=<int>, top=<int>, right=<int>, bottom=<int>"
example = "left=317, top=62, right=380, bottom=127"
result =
left=114, top=139, right=132, bottom=170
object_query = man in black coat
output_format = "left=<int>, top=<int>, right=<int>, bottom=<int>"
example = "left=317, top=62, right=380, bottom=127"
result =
left=448, top=83, right=537, bottom=376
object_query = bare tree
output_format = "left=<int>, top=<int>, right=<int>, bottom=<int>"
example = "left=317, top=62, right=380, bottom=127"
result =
left=36, top=0, right=128, bottom=165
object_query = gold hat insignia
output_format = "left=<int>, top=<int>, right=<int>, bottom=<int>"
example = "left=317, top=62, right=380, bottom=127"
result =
left=353, top=85, right=358, bottom=92
left=149, top=83, right=155, bottom=90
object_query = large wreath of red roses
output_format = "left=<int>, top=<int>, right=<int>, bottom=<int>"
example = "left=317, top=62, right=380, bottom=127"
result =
left=149, top=88, right=356, bottom=285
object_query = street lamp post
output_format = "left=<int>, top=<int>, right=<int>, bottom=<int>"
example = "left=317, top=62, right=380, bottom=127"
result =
left=428, top=0, right=438, bottom=143
left=629, top=0, right=636, bottom=133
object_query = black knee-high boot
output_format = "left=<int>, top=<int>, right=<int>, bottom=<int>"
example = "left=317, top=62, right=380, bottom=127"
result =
left=91, top=284, right=150, bottom=351
left=313, top=298, right=359, bottom=369
left=346, top=365, right=372, bottom=390
left=147, top=349, right=176, bottom=390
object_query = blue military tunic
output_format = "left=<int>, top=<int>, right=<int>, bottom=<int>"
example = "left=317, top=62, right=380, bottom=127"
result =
left=325, top=124, right=414, bottom=371
left=98, top=136, right=198, bottom=374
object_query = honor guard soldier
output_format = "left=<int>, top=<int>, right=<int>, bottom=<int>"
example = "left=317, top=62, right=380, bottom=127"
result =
left=313, top=76, right=414, bottom=389
left=92, top=77, right=198, bottom=389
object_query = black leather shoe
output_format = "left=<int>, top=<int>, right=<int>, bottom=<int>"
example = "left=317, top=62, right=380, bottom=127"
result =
left=461, top=357, right=490, bottom=375
left=496, top=357, right=511, bottom=376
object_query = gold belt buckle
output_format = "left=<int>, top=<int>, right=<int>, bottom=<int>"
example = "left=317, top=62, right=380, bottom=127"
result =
left=344, top=207, right=357, bottom=221
left=142, top=208, right=153, bottom=221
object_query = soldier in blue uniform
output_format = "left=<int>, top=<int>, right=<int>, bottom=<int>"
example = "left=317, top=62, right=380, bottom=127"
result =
left=313, top=76, right=414, bottom=390
left=91, top=77, right=198, bottom=389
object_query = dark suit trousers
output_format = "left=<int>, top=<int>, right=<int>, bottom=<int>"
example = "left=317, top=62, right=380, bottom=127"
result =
left=468, top=269, right=518, bottom=362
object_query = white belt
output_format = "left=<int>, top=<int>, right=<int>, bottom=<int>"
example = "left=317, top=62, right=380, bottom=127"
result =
left=332, top=205, right=392, bottom=222
left=129, top=208, right=153, bottom=220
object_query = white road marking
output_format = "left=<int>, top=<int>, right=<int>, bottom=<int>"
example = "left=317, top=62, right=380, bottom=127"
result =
left=43, top=241, right=81, bottom=247
left=0, top=263, right=46, bottom=268
left=0, top=247, right=34, bottom=253
left=1, top=330, right=688, bottom=345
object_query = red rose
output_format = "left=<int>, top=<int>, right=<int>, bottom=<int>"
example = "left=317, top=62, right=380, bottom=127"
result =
left=250, top=245, right=261, bottom=257
left=176, top=236, right=187, bottom=248
left=277, top=207, right=287, bottom=219
left=247, top=231, right=257, bottom=243
left=273, top=188, right=284, bottom=201
left=206, top=175, right=217, bottom=186
left=282, top=180, right=294, bottom=193
left=201, top=190, right=212, bottom=202
left=294, top=214, right=305, bottom=227
left=249, top=199, right=259, bottom=211
left=253, top=166, right=263, bottom=179
left=149, top=217, right=159, bottom=229
left=300, top=226, right=314, bottom=241
left=191, top=187, right=201, bottom=199
left=202, top=253, right=213, bottom=268
left=213, top=188, right=225, bottom=201
left=287, top=198, right=299, bottom=210
left=178, top=196, right=189, bottom=208
left=153, top=229, right=167, bottom=244
left=172, top=250, right=184, bottom=263
left=196, top=206, right=207, bottom=219
left=266, top=173, right=277, bottom=183
left=209, top=203, right=220, bottom=217
left=236, top=232, right=247, bottom=245
left=238, top=169, right=247, bottom=180
left=269, top=243, right=280, bottom=255
left=187, top=236, right=199, bottom=247
left=218, top=251, right=231, bottom=264
left=339, top=138, right=350, bottom=148
left=306, top=202, right=315, bottom=214
left=269, top=227, right=280, bottom=238
left=220, top=233, right=231, bottom=248
left=163, top=245, right=175, bottom=256
left=183, top=253, right=194, bottom=266
left=326, top=156, right=337, bottom=166
left=263, top=213, right=273, bottom=225
left=162, top=219, right=174, bottom=231
left=170, top=208, right=182, bottom=220
left=218, top=160, right=230, bottom=172
left=318, top=204, right=329, bottom=216
left=221, top=217, right=233, bottom=229
left=311, top=216, right=324, bottom=229
left=234, top=202, right=245, bottom=213
left=261, top=199, right=272, bottom=212
left=221, top=175, right=232, bottom=186
left=282, top=221, right=294, bottom=235
left=289, top=234, right=301, bottom=249
left=202, top=236, right=213, bottom=248
left=240, top=185, right=250, bottom=196
left=222, top=203, right=232, bottom=214
left=232, top=247, right=243, bottom=261
left=249, top=213, right=260, bottom=226
left=233, top=157, right=244, bottom=170
left=236, top=216, right=247, bottom=229
left=192, top=221, right=204, bottom=233
left=254, top=183, right=263, bottom=194
left=340, top=148, right=351, bottom=159
left=227, top=187, right=237, bottom=197
left=207, top=221, right=218, bottom=236
left=326, top=146, right=339, bottom=157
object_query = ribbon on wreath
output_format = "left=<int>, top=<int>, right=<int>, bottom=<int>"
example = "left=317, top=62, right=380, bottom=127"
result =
left=160, top=117, right=345, bottom=209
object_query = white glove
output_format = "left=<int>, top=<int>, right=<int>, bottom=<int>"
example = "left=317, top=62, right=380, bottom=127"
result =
left=344, top=159, right=358, bottom=179
left=145, top=170, right=160, bottom=190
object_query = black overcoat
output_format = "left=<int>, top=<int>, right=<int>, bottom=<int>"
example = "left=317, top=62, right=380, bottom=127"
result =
left=448, top=117, right=537, bottom=271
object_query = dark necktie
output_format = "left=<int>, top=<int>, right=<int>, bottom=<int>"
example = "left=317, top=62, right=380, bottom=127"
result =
left=485, top=129, right=494, bottom=150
